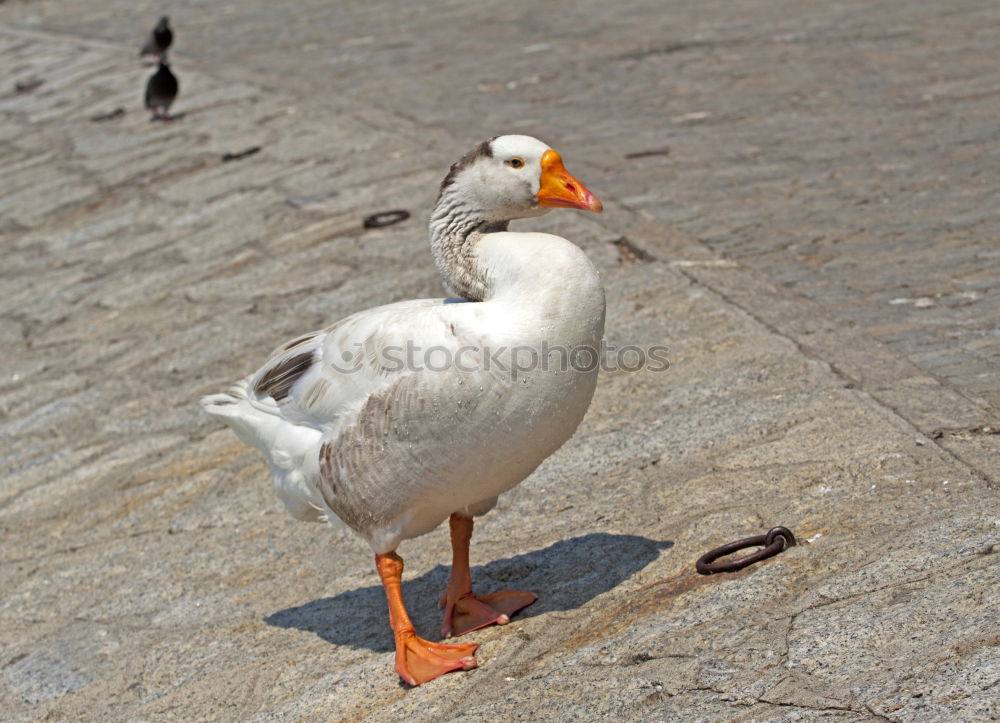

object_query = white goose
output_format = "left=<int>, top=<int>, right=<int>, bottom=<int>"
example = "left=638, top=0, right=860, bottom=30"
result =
left=202, top=135, right=605, bottom=686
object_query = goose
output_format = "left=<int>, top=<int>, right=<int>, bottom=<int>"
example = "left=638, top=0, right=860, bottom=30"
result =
left=201, top=135, right=605, bottom=686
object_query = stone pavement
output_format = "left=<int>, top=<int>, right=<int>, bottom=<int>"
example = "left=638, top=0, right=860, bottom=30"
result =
left=1, top=1, right=997, bottom=721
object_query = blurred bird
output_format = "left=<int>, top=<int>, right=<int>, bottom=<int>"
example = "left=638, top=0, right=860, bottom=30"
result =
left=139, top=16, right=173, bottom=61
left=145, top=62, right=179, bottom=121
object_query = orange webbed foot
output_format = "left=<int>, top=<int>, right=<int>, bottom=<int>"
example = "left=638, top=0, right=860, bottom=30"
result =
left=439, top=589, right=537, bottom=638
left=394, top=630, right=479, bottom=686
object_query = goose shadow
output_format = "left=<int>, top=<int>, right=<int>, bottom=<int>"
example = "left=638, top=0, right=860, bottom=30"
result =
left=265, top=532, right=673, bottom=653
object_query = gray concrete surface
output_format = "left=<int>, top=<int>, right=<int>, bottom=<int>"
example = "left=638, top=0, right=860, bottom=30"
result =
left=1, top=0, right=997, bottom=720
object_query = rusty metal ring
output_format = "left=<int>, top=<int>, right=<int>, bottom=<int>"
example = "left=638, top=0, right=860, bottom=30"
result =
left=362, top=209, right=410, bottom=229
left=695, top=526, right=796, bottom=575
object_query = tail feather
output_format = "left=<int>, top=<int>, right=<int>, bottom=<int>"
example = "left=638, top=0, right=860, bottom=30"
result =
left=200, top=380, right=250, bottom=413
left=201, top=377, right=327, bottom=524
left=200, top=378, right=279, bottom=450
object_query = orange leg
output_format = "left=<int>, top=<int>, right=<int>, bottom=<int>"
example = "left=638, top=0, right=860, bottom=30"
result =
left=376, top=552, right=479, bottom=686
left=438, top=514, right=537, bottom=638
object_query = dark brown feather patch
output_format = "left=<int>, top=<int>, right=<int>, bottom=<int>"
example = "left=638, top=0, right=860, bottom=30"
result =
left=282, top=333, right=317, bottom=351
left=438, top=137, right=496, bottom=196
left=254, top=351, right=315, bottom=401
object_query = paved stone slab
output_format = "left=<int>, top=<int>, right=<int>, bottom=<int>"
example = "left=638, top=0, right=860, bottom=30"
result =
left=1, top=4, right=998, bottom=722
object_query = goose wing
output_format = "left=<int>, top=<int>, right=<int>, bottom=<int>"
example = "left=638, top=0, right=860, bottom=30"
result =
left=245, top=298, right=499, bottom=432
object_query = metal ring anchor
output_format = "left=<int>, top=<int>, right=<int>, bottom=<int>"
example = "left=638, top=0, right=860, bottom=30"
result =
left=362, top=209, right=410, bottom=229
left=696, top=526, right=797, bottom=575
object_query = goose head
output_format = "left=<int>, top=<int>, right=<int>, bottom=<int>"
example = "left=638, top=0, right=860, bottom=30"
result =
left=430, top=135, right=603, bottom=300
left=437, top=135, right=602, bottom=224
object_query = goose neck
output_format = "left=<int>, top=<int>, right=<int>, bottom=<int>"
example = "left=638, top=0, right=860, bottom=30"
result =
left=429, top=198, right=509, bottom=301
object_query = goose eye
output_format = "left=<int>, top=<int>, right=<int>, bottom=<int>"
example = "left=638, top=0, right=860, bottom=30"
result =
left=507, top=158, right=525, bottom=169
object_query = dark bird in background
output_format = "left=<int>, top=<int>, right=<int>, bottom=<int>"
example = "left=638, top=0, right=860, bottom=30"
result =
left=139, top=16, right=173, bottom=61
left=145, top=62, right=179, bottom=121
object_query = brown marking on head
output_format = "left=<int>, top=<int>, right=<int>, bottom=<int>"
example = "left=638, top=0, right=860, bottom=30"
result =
left=253, top=351, right=315, bottom=401
left=438, top=137, right=496, bottom=197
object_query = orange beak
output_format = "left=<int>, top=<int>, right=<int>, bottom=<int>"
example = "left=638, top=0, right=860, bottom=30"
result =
left=536, top=150, right=603, bottom=212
